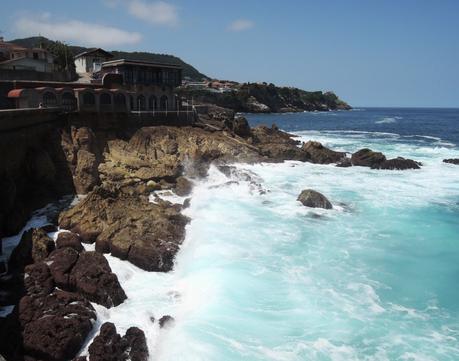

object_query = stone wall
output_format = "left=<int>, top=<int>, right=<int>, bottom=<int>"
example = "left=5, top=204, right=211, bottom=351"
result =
left=0, top=69, right=72, bottom=82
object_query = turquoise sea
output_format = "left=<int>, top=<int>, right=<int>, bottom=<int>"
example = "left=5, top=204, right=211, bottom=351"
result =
left=75, top=108, right=459, bottom=360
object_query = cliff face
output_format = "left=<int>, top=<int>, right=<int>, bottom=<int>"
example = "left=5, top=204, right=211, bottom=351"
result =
left=178, top=83, right=351, bottom=113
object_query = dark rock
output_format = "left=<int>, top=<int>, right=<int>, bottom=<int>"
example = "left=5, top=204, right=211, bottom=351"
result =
left=159, top=315, right=175, bottom=329
left=48, top=247, right=80, bottom=289
left=19, top=290, right=96, bottom=361
left=183, top=198, right=191, bottom=208
left=443, top=158, right=459, bottom=165
left=87, top=323, right=148, bottom=361
left=374, top=157, right=421, bottom=170
left=301, top=141, right=345, bottom=164
left=231, top=116, right=251, bottom=138
left=40, top=224, right=58, bottom=233
left=174, top=176, right=193, bottom=197
left=56, top=232, right=84, bottom=252
left=351, top=148, right=386, bottom=168
left=336, top=158, right=352, bottom=167
left=297, top=189, right=333, bottom=209
left=70, top=252, right=126, bottom=308
left=149, top=316, right=155, bottom=323
left=24, top=262, right=54, bottom=296
left=9, top=228, right=55, bottom=272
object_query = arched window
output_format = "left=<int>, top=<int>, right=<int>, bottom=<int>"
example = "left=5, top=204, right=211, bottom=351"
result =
left=148, top=95, right=157, bottom=110
left=83, top=92, right=95, bottom=105
left=61, top=92, right=77, bottom=111
left=129, top=95, right=134, bottom=110
left=137, top=95, right=146, bottom=111
left=100, top=93, right=112, bottom=105
left=114, top=93, right=126, bottom=105
left=160, top=95, right=168, bottom=110
left=43, top=92, right=57, bottom=107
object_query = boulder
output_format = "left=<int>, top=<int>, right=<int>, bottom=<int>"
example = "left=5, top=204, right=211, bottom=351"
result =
left=159, top=315, right=175, bottom=329
left=336, top=158, right=352, bottom=168
left=375, top=157, right=421, bottom=170
left=24, top=262, right=54, bottom=296
left=351, top=148, right=386, bottom=167
left=297, top=189, right=333, bottom=209
left=47, top=247, right=80, bottom=290
left=56, top=232, right=84, bottom=252
left=174, top=176, right=193, bottom=197
left=443, top=158, right=459, bottom=165
left=69, top=251, right=126, bottom=308
left=8, top=228, right=55, bottom=272
left=231, top=116, right=251, bottom=138
left=19, top=290, right=96, bottom=361
left=301, top=141, right=345, bottom=164
left=87, top=322, right=148, bottom=361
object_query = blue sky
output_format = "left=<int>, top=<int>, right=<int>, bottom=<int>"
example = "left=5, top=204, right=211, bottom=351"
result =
left=1, top=0, right=458, bottom=107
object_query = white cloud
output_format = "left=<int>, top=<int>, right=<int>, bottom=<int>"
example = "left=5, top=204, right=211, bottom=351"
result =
left=14, top=14, right=142, bottom=47
left=127, top=1, right=179, bottom=27
left=228, top=19, right=254, bottom=32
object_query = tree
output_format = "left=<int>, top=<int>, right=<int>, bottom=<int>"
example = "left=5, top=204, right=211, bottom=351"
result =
left=46, top=41, right=76, bottom=77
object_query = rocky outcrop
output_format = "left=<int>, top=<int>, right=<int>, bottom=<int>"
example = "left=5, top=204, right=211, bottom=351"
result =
left=8, top=228, right=55, bottom=271
left=376, top=157, right=421, bottom=170
left=443, top=158, right=459, bottom=165
left=69, top=251, right=127, bottom=308
left=174, top=176, right=193, bottom=197
left=159, top=315, right=175, bottom=329
left=351, top=148, right=387, bottom=168
left=59, top=186, right=190, bottom=272
left=86, top=322, right=148, bottom=361
left=297, top=189, right=333, bottom=209
left=301, top=141, right=346, bottom=164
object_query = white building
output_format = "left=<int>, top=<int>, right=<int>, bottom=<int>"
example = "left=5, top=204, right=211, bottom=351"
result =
left=74, top=48, right=114, bottom=74
left=0, top=37, right=55, bottom=72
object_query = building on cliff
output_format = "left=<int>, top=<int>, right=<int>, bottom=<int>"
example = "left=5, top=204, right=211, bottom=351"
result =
left=74, top=48, right=114, bottom=75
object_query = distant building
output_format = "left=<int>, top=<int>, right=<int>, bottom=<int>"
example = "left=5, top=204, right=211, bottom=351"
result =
left=74, top=48, right=114, bottom=74
left=0, top=37, right=55, bottom=72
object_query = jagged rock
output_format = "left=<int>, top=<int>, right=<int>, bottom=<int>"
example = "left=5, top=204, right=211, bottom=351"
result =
left=8, top=228, right=55, bottom=271
left=59, top=186, right=189, bottom=272
left=301, top=141, right=345, bottom=164
left=87, top=322, right=148, bottom=361
left=159, top=315, right=175, bottom=329
left=174, top=176, right=193, bottom=197
left=69, top=252, right=126, bottom=308
left=230, top=115, right=251, bottom=138
left=336, top=158, right=352, bottom=167
left=374, top=157, right=421, bottom=170
left=19, top=290, right=96, bottom=361
left=351, top=148, right=386, bottom=167
left=297, top=189, right=333, bottom=209
left=443, top=158, right=459, bottom=165
left=183, top=198, right=191, bottom=208
left=24, top=262, right=54, bottom=296
left=48, top=247, right=80, bottom=290
left=56, top=232, right=84, bottom=252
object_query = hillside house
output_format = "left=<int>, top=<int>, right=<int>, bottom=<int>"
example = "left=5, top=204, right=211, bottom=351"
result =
left=74, top=48, right=114, bottom=74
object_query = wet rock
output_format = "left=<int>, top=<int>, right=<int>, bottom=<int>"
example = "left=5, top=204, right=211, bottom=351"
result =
left=174, top=176, right=193, bottom=197
left=297, top=189, right=332, bottom=209
left=9, top=228, right=55, bottom=272
left=443, top=158, right=459, bottom=165
left=183, top=198, right=191, bottom=209
left=336, top=158, right=352, bottom=167
left=40, top=224, right=58, bottom=233
left=24, top=262, right=54, bottom=296
left=48, top=247, right=79, bottom=290
left=19, top=290, right=96, bottom=361
left=69, top=252, right=126, bottom=308
left=301, top=141, right=346, bottom=164
left=159, top=315, right=175, bottom=329
left=351, top=148, right=386, bottom=167
left=374, top=157, right=421, bottom=170
left=59, top=186, right=189, bottom=272
left=87, top=322, right=148, bottom=361
left=56, top=232, right=84, bottom=252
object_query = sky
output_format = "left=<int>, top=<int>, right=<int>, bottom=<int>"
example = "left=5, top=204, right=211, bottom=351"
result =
left=1, top=0, right=458, bottom=107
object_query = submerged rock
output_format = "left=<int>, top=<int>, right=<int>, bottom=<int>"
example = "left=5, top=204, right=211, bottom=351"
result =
left=159, top=315, right=175, bottom=329
left=443, top=158, right=459, bottom=165
left=301, top=141, right=346, bottom=164
left=297, top=189, right=333, bottom=209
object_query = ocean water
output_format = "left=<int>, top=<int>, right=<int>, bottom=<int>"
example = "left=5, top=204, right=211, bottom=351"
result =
left=3, top=108, right=459, bottom=360
left=88, top=108, right=459, bottom=361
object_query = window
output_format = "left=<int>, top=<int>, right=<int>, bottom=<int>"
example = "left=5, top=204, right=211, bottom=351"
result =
left=62, top=92, right=77, bottom=111
left=43, top=92, right=57, bottom=107
left=148, top=95, right=157, bottom=110
left=160, top=95, right=168, bottom=110
left=83, top=92, right=95, bottom=105
left=114, top=93, right=126, bottom=105
left=100, top=93, right=112, bottom=105
left=33, top=52, right=39, bottom=60
left=137, top=95, right=146, bottom=111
